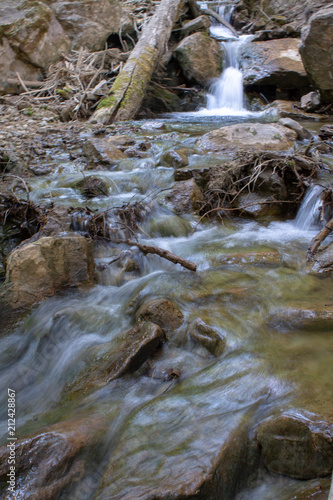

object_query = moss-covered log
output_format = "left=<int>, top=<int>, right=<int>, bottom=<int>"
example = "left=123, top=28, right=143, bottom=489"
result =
left=91, top=0, right=184, bottom=123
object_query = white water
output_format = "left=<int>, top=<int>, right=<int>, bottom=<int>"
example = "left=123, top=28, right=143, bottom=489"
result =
left=294, top=184, right=324, bottom=230
left=199, top=4, right=254, bottom=116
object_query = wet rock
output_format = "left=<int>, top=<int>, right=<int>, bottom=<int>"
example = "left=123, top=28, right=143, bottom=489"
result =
left=75, top=176, right=108, bottom=198
left=82, top=137, right=127, bottom=165
left=189, top=318, right=226, bottom=356
left=312, top=243, right=333, bottom=273
left=94, top=358, right=273, bottom=500
left=179, top=15, right=211, bottom=38
left=299, top=7, right=333, bottom=103
left=65, top=321, right=165, bottom=398
left=319, top=125, right=333, bottom=141
left=174, top=32, right=222, bottom=87
left=278, top=118, right=312, bottom=141
left=136, top=298, right=184, bottom=334
left=197, top=123, right=297, bottom=153
left=300, top=91, right=321, bottom=112
left=160, top=148, right=189, bottom=168
left=166, top=178, right=203, bottom=214
left=214, top=250, right=281, bottom=267
left=257, top=410, right=333, bottom=479
left=147, top=214, right=192, bottom=237
left=272, top=100, right=326, bottom=120
left=267, top=306, right=333, bottom=331
left=235, top=192, right=283, bottom=219
left=0, top=416, right=105, bottom=499
left=6, top=235, right=95, bottom=307
left=174, top=164, right=211, bottom=182
left=241, top=38, right=310, bottom=95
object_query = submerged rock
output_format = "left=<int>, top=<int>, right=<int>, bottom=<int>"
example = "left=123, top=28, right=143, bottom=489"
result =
left=174, top=32, right=222, bottom=87
left=189, top=318, right=226, bottom=356
left=299, top=6, right=333, bottom=103
left=257, top=410, right=333, bottom=479
left=75, top=176, right=109, bottom=198
left=65, top=321, right=165, bottom=398
left=0, top=416, right=106, bottom=499
left=147, top=214, right=192, bottom=237
left=6, top=235, right=95, bottom=307
left=166, top=178, right=203, bottom=214
left=197, top=123, right=297, bottom=153
left=136, top=298, right=184, bottom=334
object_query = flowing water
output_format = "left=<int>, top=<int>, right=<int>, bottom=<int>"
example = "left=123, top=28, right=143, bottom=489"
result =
left=0, top=3, right=333, bottom=499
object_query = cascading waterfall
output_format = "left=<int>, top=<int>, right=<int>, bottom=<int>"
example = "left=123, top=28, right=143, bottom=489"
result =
left=200, top=4, right=252, bottom=115
left=294, top=184, right=324, bottom=230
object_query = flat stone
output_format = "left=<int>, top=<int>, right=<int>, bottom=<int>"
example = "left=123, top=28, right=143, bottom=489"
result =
left=179, top=15, right=210, bottom=38
left=197, top=123, right=297, bottom=153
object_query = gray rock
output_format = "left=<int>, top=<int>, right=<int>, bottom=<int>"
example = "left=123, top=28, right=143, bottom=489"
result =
left=197, top=123, right=297, bottom=153
left=279, top=118, right=312, bottom=140
left=312, top=242, right=333, bottom=273
left=300, top=91, right=321, bottom=112
left=300, top=7, right=333, bottom=103
left=241, top=38, right=310, bottom=92
left=179, top=15, right=210, bottom=38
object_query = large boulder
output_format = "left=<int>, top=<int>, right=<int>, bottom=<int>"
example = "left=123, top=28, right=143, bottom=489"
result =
left=257, top=410, right=333, bottom=479
left=0, top=0, right=132, bottom=94
left=173, top=32, right=222, bottom=87
left=53, top=0, right=132, bottom=51
left=241, top=38, right=310, bottom=95
left=5, top=235, right=95, bottom=307
left=299, top=7, right=333, bottom=103
left=197, top=123, right=297, bottom=153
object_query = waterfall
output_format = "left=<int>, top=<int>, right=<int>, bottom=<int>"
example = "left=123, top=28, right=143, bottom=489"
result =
left=199, top=3, right=252, bottom=115
left=294, top=184, right=323, bottom=230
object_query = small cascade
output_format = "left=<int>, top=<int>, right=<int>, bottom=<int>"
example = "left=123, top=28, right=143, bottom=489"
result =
left=200, top=4, right=252, bottom=115
left=294, top=184, right=323, bottom=230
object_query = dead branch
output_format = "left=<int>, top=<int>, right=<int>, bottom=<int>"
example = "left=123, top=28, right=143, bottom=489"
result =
left=116, top=239, right=197, bottom=271
left=307, top=218, right=333, bottom=259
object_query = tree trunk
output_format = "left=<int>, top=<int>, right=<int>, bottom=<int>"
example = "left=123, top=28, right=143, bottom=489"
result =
left=91, top=0, right=184, bottom=124
left=307, top=218, right=333, bottom=259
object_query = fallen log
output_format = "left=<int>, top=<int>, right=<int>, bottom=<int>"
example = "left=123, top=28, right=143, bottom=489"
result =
left=116, top=239, right=197, bottom=271
left=201, top=8, right=239, bottom=38
left=307, top=217, right=333, bottom=259
left=91, top=0, right=184, bottom=123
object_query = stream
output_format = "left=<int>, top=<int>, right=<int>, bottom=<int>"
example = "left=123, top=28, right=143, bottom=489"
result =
left=1, top=1, right=333, bottom=499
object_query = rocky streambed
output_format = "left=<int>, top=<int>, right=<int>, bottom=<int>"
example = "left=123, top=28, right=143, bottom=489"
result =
left=0, top=101, right=332, bottom=499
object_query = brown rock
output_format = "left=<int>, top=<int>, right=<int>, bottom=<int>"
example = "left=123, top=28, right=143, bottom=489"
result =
left=166, top=178, right=203, bottom=214
left=257, top=410, right=333, bottom=479
left=65, top=321, right=165, bottom=398
left=136, top=298, right=184, bottom=333
left=82, top=137, right=127, bottom=165
left=189, top=318, right=226, bottom=356
left=160, top=149, right=189, bottom=168
left=174, top=32, right=222, bottom=87
left=6, top=235, right=95, bottom=307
